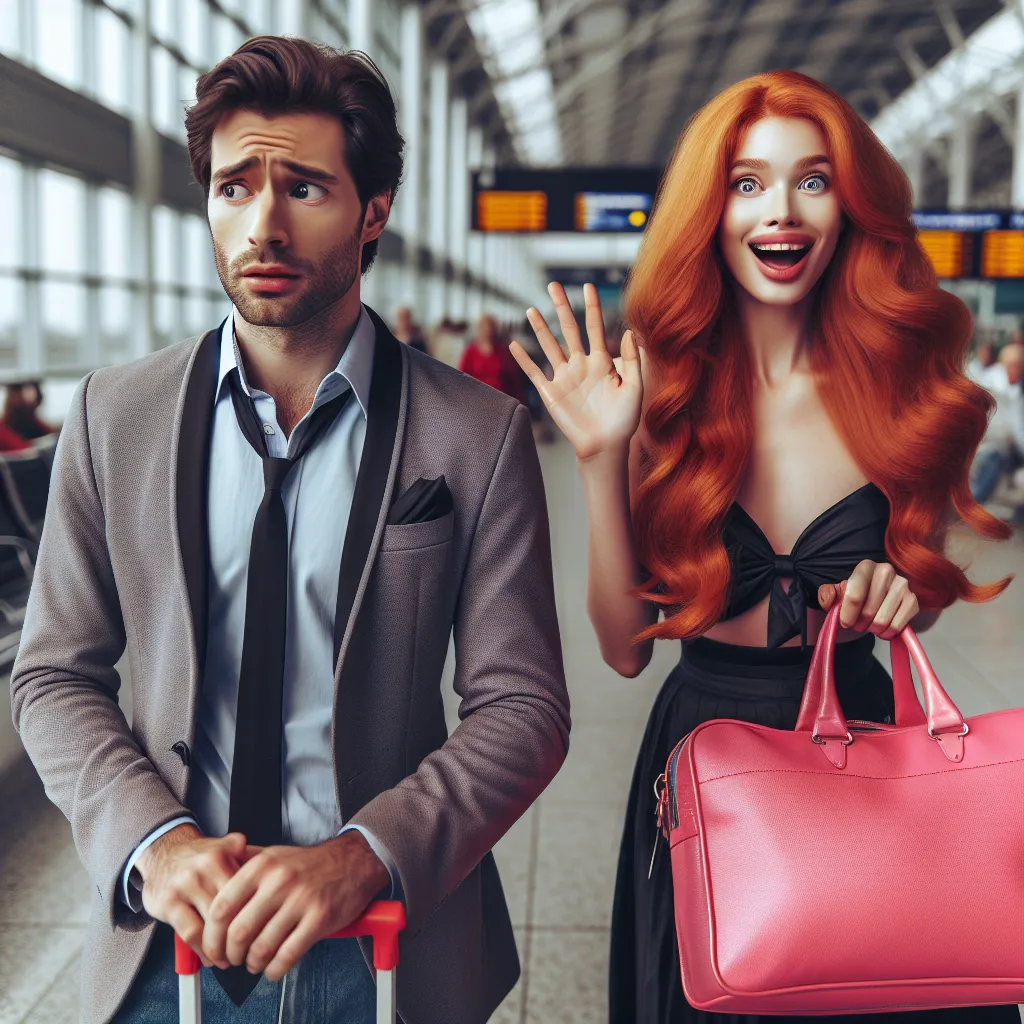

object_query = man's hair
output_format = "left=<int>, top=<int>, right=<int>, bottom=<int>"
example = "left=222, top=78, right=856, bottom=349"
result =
left=185, top=36, right=403, bottom=273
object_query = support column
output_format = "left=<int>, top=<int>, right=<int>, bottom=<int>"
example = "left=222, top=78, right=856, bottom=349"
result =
left=427, top=60, right=449, bottom=324
left=348, top=0, right=372, bottom=52
left=448, top=95, right=468, bottom=321
left=1013, top=83, right=1024, bottom=208
left=903, top=147, right=924, bottom=209
left=466, top=125, right=484, bottom=323
left=131, top=0, right=159, bottom=355
left=397, top=4, right=424, bottom=313
left=947, top=112, right=974, bottom=210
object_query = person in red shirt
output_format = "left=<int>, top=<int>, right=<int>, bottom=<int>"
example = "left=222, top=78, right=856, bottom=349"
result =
left=0, top=421, right=32, bottom=452
left=458, top=314, right=524, bottom=402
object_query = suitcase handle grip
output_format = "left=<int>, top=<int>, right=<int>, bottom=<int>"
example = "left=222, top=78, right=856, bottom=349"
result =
left=174, top=899, right=406, bottom=976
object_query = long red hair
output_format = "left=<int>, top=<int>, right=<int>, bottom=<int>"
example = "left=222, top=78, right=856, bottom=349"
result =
left=626, top=70, right=1011, bottom=643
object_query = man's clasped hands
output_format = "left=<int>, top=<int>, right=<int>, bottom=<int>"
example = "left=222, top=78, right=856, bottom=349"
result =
left=136, top=824, right=391, bottom=981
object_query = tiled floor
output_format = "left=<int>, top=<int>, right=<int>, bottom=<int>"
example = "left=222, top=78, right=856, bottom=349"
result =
left=2, top=434, right=1023, bottom=1022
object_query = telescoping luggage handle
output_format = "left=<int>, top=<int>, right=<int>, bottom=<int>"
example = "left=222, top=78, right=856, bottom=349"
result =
left=174, top=900, right=406, bottom=1024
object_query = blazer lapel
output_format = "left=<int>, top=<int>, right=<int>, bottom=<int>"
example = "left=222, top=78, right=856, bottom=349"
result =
left=176, top=325, right=222, bottom=680
left=332, top=305, right=406, bottom=668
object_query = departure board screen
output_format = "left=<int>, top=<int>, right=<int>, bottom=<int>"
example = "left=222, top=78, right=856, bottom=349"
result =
left=981, top=230, right=1024, bottom=278
left=574, top=192, right=652, bottom=231
left=917, top=230, right=974, bottom=279
left=472, top=168, right=662, bottom=232
left=476, top=190, right=548, bottom=231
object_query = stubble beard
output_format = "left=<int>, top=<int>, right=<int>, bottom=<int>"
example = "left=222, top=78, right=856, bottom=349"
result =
left=214, top=223, right=363, bottom=329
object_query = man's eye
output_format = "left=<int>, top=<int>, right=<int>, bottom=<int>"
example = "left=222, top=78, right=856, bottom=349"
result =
left=221, top=183, right=251, bottom=200
left=292, top=183, right=327, bottom=201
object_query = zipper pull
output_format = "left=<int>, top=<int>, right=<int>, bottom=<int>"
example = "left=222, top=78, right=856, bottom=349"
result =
left=648, top=773, right=668, bottom=880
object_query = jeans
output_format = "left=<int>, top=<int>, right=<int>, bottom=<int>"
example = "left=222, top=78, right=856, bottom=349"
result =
left=970, top=449, right=1010, bottom=503
left=113, top=921, right=383, bottom=1023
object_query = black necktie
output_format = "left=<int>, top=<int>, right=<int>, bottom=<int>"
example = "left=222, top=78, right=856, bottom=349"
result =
left=214, top=370, right=352, bottom=1007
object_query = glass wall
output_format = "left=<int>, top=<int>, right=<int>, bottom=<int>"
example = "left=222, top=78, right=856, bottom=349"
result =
left=0, top=0, right=513, bottom=382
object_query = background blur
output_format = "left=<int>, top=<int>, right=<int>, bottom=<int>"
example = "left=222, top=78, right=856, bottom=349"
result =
left=0, top=0, right=1022, bottom=1021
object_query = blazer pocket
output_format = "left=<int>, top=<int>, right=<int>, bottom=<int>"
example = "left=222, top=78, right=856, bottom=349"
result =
left=380, top=507, right=455, bottom=552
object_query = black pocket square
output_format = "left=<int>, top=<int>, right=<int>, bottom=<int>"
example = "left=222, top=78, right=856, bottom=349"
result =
left=387, top=475, right=453, bottom=525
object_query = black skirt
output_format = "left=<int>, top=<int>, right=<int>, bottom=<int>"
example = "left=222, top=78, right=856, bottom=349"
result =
left=608, top=633, right=1021, bottom=1024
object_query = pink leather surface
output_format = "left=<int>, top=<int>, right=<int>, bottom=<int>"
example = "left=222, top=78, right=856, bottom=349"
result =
left=668, top=610, right=1024, bottom=1014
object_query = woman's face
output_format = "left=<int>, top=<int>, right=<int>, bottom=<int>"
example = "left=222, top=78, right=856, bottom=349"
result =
left=717, top=116, right=842, bottom=307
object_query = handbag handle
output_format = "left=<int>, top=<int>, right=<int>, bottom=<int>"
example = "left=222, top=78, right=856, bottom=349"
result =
left=794, top=605, right=968, bottom=760
left=795, top=608, right=924, bottom=732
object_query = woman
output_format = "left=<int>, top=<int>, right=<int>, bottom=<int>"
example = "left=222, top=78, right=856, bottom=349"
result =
left=460, top=313, right=525, bottom=403
left=511, top=71, right=1017, bottom=1023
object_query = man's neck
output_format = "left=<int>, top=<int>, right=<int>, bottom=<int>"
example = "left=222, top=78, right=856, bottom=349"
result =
left=234, top=292, right=363, bottom=428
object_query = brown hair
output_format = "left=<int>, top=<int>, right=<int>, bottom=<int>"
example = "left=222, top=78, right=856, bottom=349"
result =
left=185, top=36, right=403, bottom=273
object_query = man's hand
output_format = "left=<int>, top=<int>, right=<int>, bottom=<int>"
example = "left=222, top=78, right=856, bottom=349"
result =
left=136, top=824, right=251, bottom=968
left=202, top=830, right=390, bottom=981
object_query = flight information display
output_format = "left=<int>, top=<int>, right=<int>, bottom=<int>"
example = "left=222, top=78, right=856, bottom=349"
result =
left=574, top=192, right=652, bottom=231
left=916, top=230, right=975, bottom=279
left=981, top=230, right=1024, bottom=278
left=475, top=190, right=548, bottom=231
left=472, top=168, right=661, bottom=232
left=911, top=211, right=1024, bottom=279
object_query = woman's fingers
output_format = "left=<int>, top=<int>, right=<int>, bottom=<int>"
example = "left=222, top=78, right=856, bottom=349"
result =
left=582, top=283, right=607, bottom=354
left=838, top=560, right=876, bottom=628
left=619, top=330, right=642, bottom=387
left=855, top=563, right=895, bottom=630
left=509, top=340, right=552, bottom=392
left=525, top=307, right=568, bottom=371
left=879, top=590, right=920, bottom=640
left=547, top=282, right=585, bottom=354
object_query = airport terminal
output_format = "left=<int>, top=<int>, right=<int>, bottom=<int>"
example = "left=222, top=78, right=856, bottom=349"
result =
left=0, top=0, right=1022, bottom=1021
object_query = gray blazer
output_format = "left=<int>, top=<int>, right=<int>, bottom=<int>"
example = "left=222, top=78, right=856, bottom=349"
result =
left=10, top=309, right=570, bottom=1024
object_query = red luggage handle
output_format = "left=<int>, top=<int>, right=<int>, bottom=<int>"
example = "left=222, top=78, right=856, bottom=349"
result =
left=174, top=899, right=406, bottom=975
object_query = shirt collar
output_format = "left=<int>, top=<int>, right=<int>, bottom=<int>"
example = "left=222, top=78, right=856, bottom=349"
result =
left=214, top=303, right=375, bottom=420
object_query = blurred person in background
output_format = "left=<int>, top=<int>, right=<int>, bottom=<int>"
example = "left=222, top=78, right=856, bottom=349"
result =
left=459, top=313, right=524, bottom=403
left=969, top=342, right=1024, bottom=504
left=392, top=304, right=427, bottom=353
left=2, top=380, right=59, bottom=440
left=966, top=340, right=998, bottom=386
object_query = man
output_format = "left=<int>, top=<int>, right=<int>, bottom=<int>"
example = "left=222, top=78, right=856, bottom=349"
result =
left=11, top=36, right=569, bottom=1024
left=970, top=342, right=1024, bottom=504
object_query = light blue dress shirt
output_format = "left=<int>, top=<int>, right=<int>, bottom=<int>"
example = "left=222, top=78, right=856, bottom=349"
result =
left=121, top=305, right=400, bottom=910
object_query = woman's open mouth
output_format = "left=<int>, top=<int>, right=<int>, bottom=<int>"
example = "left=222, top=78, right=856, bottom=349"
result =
left=748, top=241, right=813, bottom=283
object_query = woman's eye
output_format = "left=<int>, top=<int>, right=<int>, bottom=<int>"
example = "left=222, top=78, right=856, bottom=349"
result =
left=221, top=183, right=251, bottom=200
left=801, top=174, right=828, bottom=192
left=292, top=182, right=327, bottom=201
left=733, top=177, right=760, bottom=195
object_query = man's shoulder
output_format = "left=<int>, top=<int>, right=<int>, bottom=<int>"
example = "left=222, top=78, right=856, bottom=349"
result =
left=81, top=334, right=208, bottom=426
left=86, top=335, right=207, bottom=403
left=404, top=345, right=521, bottom=432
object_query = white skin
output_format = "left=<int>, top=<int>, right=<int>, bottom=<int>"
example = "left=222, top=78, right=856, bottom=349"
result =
left=511, top=116, right=936, bottom=678
left=136, top=109, right=392, bottom=978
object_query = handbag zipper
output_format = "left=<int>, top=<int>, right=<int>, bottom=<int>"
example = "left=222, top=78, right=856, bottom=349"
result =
left=649, top=734, right=689, bottom=879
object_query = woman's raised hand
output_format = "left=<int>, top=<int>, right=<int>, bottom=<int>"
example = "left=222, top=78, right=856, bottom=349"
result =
left=509, top=282, right=644, bottom=462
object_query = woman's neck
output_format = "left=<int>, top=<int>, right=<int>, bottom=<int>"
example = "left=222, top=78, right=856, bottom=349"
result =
left=734, top=287, right=816, bottom=387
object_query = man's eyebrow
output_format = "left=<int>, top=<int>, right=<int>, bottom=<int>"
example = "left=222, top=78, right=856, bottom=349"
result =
left=209, top=157, right=341, bottom=187
left=210, top=157, right=258, bottom=188
left=279, top=160, right=340, bottom=184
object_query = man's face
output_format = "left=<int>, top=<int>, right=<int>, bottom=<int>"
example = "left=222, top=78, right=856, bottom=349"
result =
left=207, top=109, right=389, bottom=327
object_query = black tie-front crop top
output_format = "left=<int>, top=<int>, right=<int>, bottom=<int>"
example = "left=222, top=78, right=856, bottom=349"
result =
left=721, top=482, right=890, bottom=649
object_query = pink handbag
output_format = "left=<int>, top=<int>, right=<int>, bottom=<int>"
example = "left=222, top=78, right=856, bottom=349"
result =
left=657, top=603, right=1024, bottom=1015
